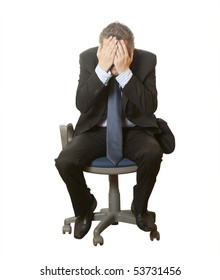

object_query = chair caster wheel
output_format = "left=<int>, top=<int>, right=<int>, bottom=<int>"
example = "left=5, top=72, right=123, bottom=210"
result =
left=150, top=229, right=160, bottom=241
left=93, top=235, right=104, bottom=246
left=62, top=224, right=72, bottom=234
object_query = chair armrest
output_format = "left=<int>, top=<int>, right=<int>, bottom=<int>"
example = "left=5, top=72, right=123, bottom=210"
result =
left=59, top=123, right=74, bottom=149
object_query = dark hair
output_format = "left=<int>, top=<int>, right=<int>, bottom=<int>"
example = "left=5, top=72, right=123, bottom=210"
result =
left=99, top=22, right=135, bottom=51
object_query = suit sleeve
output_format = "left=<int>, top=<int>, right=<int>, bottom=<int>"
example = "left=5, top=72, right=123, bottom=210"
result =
left=122, top=54, right=158, bottom=116
left=75, top=52, right=105, bottom=113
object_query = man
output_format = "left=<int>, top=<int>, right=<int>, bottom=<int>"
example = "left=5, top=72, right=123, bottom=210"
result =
left=55, top=22, right=163, bottom=239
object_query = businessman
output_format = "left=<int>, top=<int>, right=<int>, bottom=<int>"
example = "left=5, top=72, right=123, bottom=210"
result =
left=55, top=22, right=163, bottom=239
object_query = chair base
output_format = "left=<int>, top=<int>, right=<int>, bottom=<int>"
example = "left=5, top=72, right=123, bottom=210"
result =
left=62, top=208, right=160, bottom=245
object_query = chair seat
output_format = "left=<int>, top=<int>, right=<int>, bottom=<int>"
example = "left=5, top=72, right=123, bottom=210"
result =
left=84, top=157, right=137, bottom=175
left=90, top=157, right=136, bottom=168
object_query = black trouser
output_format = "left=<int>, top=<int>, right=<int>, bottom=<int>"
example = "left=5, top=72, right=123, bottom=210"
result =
left=55, top=126, right=163, bottom=216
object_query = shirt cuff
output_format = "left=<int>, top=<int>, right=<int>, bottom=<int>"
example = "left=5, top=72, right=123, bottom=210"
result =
left=95, top=65, right=112, bottom=85
left=115, top=69, right=133, bottom=88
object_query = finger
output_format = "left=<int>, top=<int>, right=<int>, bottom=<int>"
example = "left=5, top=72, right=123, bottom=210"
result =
left=101, top=38, right=108, bottom=49
left=104, top=36, right=117, bottom=46
left=109, top=37, right=118, bottom=49
left=113, top=51, right=118, bottom=65
left=107, top=36, right=113, bottom=42
left=97, top=45, right=102, bottom=54
left=116, top=41, right=123, bottom=57
left=108, top=38, right=118, bottom=56
left=109, top=44, right=117, bottom=61
left=102, top=37, right=116, bottom=54
left=101, top=36, right=113, bottom=49
left=120, top=40, right=129, bottom=56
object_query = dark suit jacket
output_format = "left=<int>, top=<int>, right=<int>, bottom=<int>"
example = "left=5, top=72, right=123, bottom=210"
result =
left=74, top=47, right=160, bottom=135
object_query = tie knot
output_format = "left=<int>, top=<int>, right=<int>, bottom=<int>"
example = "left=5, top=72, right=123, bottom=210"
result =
left=108, top=78, right=120, bottom=96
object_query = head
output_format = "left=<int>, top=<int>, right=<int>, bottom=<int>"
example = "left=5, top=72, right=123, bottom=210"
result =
left=99, top=22, right=135, bottom=55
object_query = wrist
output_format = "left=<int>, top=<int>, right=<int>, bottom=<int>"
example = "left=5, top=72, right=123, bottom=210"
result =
left=115, top=69, right=132, bottom=88
left=117, top=67, right=129, bottom=75
left=98, top=63, right=110, bottom=73
left=95, top=65, right=112, bottom=85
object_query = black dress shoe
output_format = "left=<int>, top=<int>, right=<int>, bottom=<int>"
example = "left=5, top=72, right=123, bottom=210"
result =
left=74, top=197, right=97, bottom=239
left=131, top=202, right=155, bottom=232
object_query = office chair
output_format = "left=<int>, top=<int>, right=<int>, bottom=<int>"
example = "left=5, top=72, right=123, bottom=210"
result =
left=60, top=123, right=160, bottom=245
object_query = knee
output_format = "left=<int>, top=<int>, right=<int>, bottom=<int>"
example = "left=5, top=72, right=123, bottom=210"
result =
left=55, top=152, right=75, bottom=173
left=139, top=143, right=163, bottom=164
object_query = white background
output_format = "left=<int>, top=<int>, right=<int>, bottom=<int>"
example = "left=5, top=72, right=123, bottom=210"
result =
left=1, top=0, right=220, bottom=279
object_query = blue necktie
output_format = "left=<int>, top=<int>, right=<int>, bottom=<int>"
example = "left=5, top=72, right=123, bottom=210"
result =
left=107, top=78, right=123, bottom=165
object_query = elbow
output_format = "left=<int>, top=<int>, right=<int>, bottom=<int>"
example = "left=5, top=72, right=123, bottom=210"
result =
left=150, top=100, right=158, bottom=115
left=142, top=98, right=158, bottom=116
